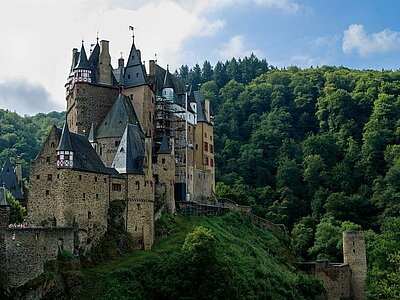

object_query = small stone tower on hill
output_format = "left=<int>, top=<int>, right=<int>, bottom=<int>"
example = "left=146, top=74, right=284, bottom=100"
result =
left=343, top=231, right=367, bottom=300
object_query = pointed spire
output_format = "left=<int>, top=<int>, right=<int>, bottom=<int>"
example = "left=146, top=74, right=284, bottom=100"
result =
left=158, top=133, right=171, bottom=154
left=74, top=41, right=91, bottom=70
left=163, top=65, right=174, bottom=89
left=57, top=122, right=73, bottom=151
left=112, top=124, right=145, bottom=174
left=88, top=122, right=96, bottom=143
left=0, top=183, right=9, bottom=206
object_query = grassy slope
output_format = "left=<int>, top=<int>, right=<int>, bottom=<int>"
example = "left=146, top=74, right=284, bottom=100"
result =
left=80, top=212, right=315, bottom=299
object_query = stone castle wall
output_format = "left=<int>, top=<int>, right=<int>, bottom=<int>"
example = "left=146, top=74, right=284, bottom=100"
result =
left=315, top=262, right=351, bottom=300
left=154, top=151, right=175, bottom=214
left=96, top=136, right=122, bottom=167
left=343, top=231, right=367, bottom=300
left=67, top=83, right=118, bottom=134
left=0, top=227, right=74, bottom=288
left=124, top=85, right=155, bottom=138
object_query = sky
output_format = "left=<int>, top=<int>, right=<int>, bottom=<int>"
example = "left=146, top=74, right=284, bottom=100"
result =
left=1, top=0, right=400, bottom=115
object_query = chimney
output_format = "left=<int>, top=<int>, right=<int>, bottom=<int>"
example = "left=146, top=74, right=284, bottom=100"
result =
left=149, top=60, right=156, bottom=76
left=118, top=57, right=124, bottom=68
left=98, top=40, right=112, bottom=85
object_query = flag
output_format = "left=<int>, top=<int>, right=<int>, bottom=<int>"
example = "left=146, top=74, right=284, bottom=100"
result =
left=129, top=26, right=134, bottom=31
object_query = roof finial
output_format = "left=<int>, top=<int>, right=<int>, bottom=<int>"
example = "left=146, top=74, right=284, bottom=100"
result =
left=120, top=51, right=123, bottom=59
left=166, top=64, right=169, bottom=72
left=96, top=31, right=99, bottom=43
left=155, top=53, right=157, bottom=63
left=129, top=25, right=135, bottom=39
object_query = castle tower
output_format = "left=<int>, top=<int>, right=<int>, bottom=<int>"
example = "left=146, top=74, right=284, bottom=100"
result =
left=73, top=42, right=92, bottom=84
left=343, top=231, right=367, bottom=300
left=56, top=122, right=74, bottom=168
left=155, top=134, right=175, bottom=213
left=112, top=124, right=154, bottom=249
left=123, top=35, right=155, bottom=139
left=162, top=65, right=175, bottom=101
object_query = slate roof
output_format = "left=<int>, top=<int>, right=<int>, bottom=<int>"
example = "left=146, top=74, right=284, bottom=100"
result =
left=163, top=65, right=174, bottom=89
left=155, top=64, right=186, bottom=96
left=194, top=90, right=209, bottom=123
left=0, top=159, right=23, bottom=200
left=57, top=122, right=73, bottom=151
left=54, top=127, right=111, bottom=174
left=96, top=94, right=140, bottom=139
left=123, top=38, right=147, bottom=87
left=74, top=43, right=91, bottom=70
left=88, top=122, right=96, bottom=142
left=158, top=133, right=171, bottom=154
left=112, top=124, right=145, bottom=174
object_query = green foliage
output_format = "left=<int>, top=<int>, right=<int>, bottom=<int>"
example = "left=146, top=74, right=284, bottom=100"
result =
left=0, top=109, right=65, bottom=178
left=82, top=213, right=322, bottom=300
left=7, top=191, right=26, bottom=223
left=367, top=218, right=400, bottom=298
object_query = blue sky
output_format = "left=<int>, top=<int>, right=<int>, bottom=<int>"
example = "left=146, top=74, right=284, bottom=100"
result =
left=0, top=0, right=400, bottom=115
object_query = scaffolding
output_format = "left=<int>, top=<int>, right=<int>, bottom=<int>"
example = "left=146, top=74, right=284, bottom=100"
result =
left=154, top=93, right=188, bottom=188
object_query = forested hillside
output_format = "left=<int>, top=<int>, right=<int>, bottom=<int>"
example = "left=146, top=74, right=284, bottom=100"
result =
left=0, top=110, right=65, bottom=177
left=180, top=57, right=400, bottom=298
left=1, top=56, right=400, bottom=297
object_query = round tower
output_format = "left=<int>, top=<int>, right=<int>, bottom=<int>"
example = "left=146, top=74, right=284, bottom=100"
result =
left=343, top=231, right=367, bottom=300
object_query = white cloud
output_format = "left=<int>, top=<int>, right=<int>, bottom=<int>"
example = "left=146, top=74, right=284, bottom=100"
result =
left=254, top=0, right=300, bottom=14
left=216, top=35, right=263, bottom=60
left=342, top=24, right=400, bottom=57
left=0, top=78, right=62, bottom=115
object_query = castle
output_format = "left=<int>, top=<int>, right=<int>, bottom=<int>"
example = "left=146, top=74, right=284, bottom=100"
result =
left=0, top=33, right=215, bottom=289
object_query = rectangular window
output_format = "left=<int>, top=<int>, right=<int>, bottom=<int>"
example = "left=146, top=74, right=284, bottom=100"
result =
left=210, top=144, right=214, bottom=153
left=211, top=159, right=214, bottom=167
left=79, top=175, right=82, bottom=180
left=36, top=175, right=40, bottom=180
left=155, top=174, right=159, bottom=184
left=204, top=142, right=208, bottom=152
left=46, top=190, right=49, bottom=196
left=46, top=157, right=50, bottom=163
left=95, top=176, right=97, bottom=182
left=47, top=174, right=52, bottom=181
left=96, top=194, right=99, bottom=200
left=88, top=211, right=92, bottom=219
left=112, top=183, right=122, bottom=191
left=83, top=193, right=86, bottom=199
left=135, top=181, right=140, bottom=190
left=206, top=157, right=209, bottom=166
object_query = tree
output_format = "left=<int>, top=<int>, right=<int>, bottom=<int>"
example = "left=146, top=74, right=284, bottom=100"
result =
left=7, top=191, right=26, bottom=223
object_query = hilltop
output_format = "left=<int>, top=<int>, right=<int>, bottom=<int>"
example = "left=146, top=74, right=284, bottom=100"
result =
left=80, top=212, right=322, bottom=299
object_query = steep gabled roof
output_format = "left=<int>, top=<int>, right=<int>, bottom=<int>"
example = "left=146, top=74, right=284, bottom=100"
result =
left=112, top=124, right=145, bottom=174
left=74, top=43, right=91, bottom=70
left=163, top=65, right=174, bottom=89
left=96, top=94, right=141, bottom=139
left=88, top=42, right=100, bottom=69
left=123, top=37, right=147, bottom=87
left=158, top=133, right=171, bottom=154
left=54, top=128, right=110, bottom=174
left=0, top=159, right=23, bottom=200
left=88, top=122, right=96, bottom=143
left=155, top=64, right=186, bottom=95
left=194, top=90, right=208, bottom=123
left=57, top=122, right=73, bottom=151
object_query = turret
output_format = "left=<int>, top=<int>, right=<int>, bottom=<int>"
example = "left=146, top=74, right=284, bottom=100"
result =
left=162, top=65, right=174, bottom=101
left=73, top=42, right=92, bottom=84
left=123, top=35, right=147, bottom=87
left=56, top=122, right=74, bottom=168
